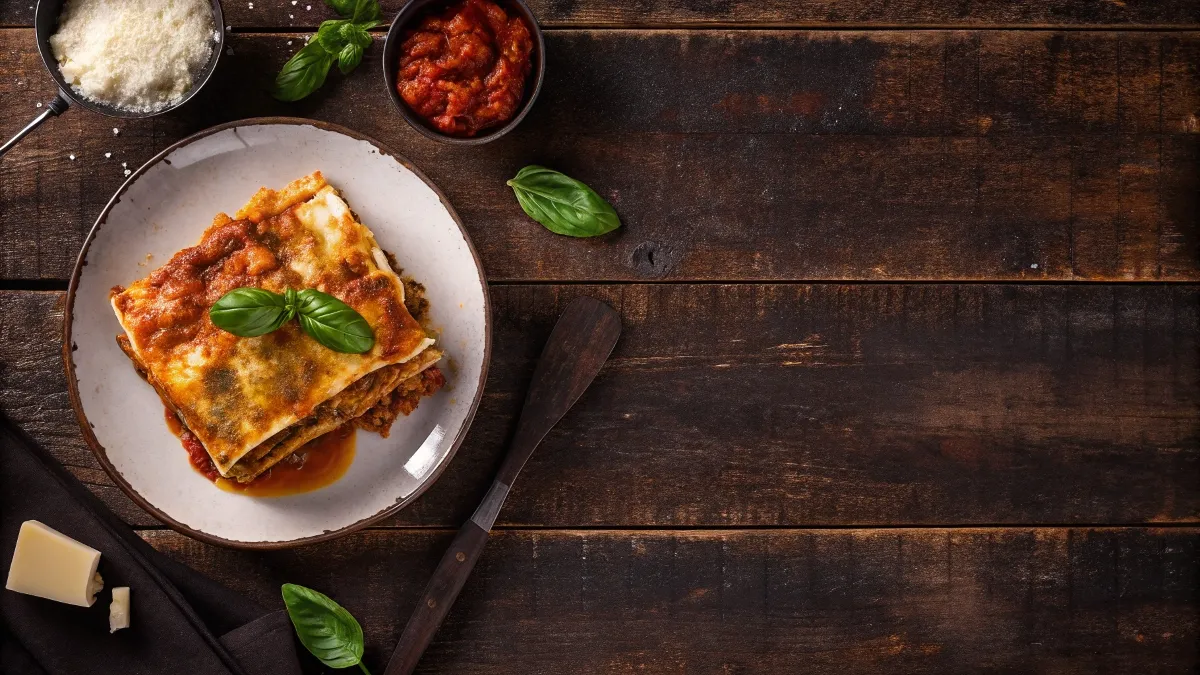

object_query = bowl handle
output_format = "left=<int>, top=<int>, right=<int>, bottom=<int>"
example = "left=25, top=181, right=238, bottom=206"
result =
left=0, top=90, right=70, bottom=159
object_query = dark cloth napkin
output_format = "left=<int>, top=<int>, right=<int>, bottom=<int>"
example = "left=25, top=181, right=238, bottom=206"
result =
left=1, top=415, right=305, bottom=675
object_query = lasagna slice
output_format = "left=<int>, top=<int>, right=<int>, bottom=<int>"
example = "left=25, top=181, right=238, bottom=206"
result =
left=110, top=172, right=443, bottom=483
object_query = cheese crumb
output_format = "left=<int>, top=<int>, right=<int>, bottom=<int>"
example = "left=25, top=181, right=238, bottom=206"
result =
left=104, top=152, right=111, bottom=158
left=109, top=587, right=130, bottom=632
left=49, top=0, right=217, bottom=113
left=113, top=127, right=119, bottom=135
left=69, top=154, right=76, bottom=160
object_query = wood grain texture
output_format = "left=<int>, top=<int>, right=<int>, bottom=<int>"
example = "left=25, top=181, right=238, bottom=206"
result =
left=4, top=284, right=1196, bottom=528
left=140, top=527, right=1200, bottom=673
left=4, top=0, right=1199, bottom=29
left=1, top=30, right=1197, bottom=282
left=386, top=298, right=620, bottom=675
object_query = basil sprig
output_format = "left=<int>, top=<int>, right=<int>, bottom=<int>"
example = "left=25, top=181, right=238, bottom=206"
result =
left=282, top=583, right=370, bottom=673
left=210, top=287, right=375, bottom=354
left=273, top=0, right=381, bottom=101
left=506, top=166, right=621, bottom=238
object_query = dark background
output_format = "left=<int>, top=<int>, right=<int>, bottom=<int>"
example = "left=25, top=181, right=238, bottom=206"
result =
left=1, top=1, right=1197, bottom=671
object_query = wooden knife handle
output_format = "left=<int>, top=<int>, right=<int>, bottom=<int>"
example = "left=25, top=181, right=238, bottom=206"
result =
left=383, top=520, right=490, bottom=675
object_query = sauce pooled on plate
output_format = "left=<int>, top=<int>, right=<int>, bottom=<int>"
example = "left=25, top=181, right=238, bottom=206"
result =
left=165, top=407, right=356, bottom=497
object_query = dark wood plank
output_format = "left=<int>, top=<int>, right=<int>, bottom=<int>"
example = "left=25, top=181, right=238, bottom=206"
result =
left=140, top=527, right=1200, bottom=673
left=5, top=0, right=1199, bottom=29
left=4, top=283, right=1196, bottom=528
left=386, top=298, right=620, bottom=674
left=1, top=30, right=1197, bottom=282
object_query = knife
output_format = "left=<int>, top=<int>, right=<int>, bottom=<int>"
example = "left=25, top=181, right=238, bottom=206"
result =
left=383, top=296, right=622, bottom=675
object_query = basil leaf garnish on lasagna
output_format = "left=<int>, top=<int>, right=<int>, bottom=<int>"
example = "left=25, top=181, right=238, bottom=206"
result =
left=109, top=172, right=443, bottom=484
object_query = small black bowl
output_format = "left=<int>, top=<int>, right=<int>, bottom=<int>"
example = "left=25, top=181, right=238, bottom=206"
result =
left=382, top=0, right=545, bottom=146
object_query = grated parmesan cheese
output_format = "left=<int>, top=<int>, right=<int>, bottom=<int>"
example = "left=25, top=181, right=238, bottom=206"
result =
left=49, top=0, right=217, bottom=113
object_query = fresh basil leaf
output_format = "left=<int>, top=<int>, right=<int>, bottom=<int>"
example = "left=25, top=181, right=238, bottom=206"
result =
left=323, top=0, right=356, bottom=16
left=295, top=289, right=375, bottom=353
left=272, top=41, right=335, bottom=102
left=337, top=42, right=364, bottom=74
left=341, top=22, right=373, bottom=48
left=281, top=584, right=368, bottom=671
left=316, top=19, right=351, bottom=53
left=350, top=0, right=380, bottom=23
left=209, top=288, right=291, bottom=337
left=506, top=166, right=622, bottom=238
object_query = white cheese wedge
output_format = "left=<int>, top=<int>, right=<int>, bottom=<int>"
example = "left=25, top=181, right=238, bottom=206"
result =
left=5, top=520, right=104, bottom=607
left=109, top=587, right=130, bottom=632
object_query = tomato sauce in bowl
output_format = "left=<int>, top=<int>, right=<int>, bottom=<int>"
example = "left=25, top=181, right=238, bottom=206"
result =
left=395, top=0, right=534, bottom=138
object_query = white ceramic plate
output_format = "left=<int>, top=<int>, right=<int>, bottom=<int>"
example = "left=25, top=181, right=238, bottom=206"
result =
left=64, top=118, right=490, bottom=548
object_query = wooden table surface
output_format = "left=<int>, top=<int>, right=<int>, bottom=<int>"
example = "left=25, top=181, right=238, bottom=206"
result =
left=2, top=1, right=1198, bottom=672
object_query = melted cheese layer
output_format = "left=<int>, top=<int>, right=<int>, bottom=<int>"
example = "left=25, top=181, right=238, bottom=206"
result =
left=111, top=172, right=434, bottom=475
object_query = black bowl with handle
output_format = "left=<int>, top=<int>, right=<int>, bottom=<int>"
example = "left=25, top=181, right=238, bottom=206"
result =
left=382, top=0, right=545, bottom=146
left=0, top=0, right=224, bottom=158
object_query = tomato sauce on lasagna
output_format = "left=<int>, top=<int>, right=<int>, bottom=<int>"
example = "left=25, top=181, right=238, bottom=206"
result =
left=111, top=172, right=443, bottom=484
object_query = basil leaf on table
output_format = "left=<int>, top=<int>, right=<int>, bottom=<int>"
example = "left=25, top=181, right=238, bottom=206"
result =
left=272, top=41, right=335, bottom=102
left=343, top=22, right=376, bottom=47
left=323, top=0, right=357, bottom=15
left=315, top=18, right=351, bottom=53
left=274, top=0, right=380, bottom=101
left=337, top=42, right=365, bottom=74
left=350, top=0, right=380, bottom=23
left=295, top=289, right=375, bottom=354
left=506, top=166, right=622, bottom=238
left=281, top=584, right=370, bottom=673
left=208, top=288, right=293, bottom=336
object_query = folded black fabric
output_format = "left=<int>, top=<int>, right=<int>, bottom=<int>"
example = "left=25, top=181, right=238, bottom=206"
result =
left=1, top=415, right=304, bottom=675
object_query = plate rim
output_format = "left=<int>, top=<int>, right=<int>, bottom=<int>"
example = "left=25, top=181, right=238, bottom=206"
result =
left=61, top=116, right=492, bottom=550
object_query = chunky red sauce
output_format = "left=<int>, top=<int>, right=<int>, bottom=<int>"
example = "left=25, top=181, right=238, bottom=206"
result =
left=397, top=0, right=533, bottom=137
